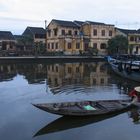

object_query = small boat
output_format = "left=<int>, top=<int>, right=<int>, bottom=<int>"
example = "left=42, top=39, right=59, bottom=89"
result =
left=34, top=107, right=134, bottom=136
left=107, top=56, right=140, bottom=82
left=33, top=99, right=133, bottom=116
left=107, top=55, right=140, bottom=66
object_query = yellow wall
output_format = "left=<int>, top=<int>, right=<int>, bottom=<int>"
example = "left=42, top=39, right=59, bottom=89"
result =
left=46, top=20, right=116, bottom=55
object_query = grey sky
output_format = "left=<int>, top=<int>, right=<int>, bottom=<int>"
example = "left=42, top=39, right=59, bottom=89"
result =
left=0, top=0, right=140, bottom=34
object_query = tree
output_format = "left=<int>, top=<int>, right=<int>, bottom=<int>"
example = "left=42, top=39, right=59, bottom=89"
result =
left=17, top=35, right=34, bottom=48
left=87, top=47, right=98, bottom=56
left=107, top=35, right=128, bottom=55
left=34, top=41, right=46, bottom=56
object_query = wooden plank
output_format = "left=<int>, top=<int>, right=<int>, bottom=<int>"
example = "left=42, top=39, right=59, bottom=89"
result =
left=97, top=101, right=124, bottom=110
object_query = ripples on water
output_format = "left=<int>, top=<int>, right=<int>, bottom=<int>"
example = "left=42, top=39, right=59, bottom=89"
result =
left=0, top=61, right=140, bottom=140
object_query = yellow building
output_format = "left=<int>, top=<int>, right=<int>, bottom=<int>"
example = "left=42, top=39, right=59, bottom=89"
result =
left=81, top=21, right=115, bottom=55
left=47, top=19, right=83, bottom=55
left=47, top=19, right=116, bottom=55
left=128, top=33, right=140, bottom=54
left=116, top=28, right=140, bottom=54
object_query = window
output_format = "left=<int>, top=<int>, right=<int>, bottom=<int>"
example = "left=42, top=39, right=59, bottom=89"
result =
left=100, top=64, right=105, bottom=72
left=55, top=43, right=58, bottom=49
left=47, top=43, right=50, bottom=49
left=35, top=34, right=45, bottom=38
left=101, top=30, right=105, bottom=36
left=56, top=66, right=58, bottom=72
left=68, top=30, right=72, bottom=35
left=53, top=28, right=58, bottom=36
left=93, top=29, right=97, bottom=36
left=68, top=67, right=72, bottom=73
left=54, top=78, right=58, bottom=86
left=47, top=65, right=50, bottom=70
left=61, top=30, right=65, bottom=35
left=48, top=78, right=51, bottom=83
left=51, top=43, right=54, bottom=49
left=76, top=67, right=79, bottom=73
left=93, top=43, right=97, bottom=48
left=48, top=30, right=51, bottom=37
left=9, top=46, right=13, bottom=49
left=130, top=36, right=134, bottom=41
left=68, top=43, right=71, bottom=49
left=136, top=46, right=139, bottom=53
left=74, top=31, right=78, bottom=35
left=101, top=78, right=104, bottom=84
left=2, top=42, right=7, bottom=50
left=109, top=30, right=112, bottom=36
left=84, top=43, right=89, bottom=51
left=100, top=43, right=106, bottom=49
left=76, top=43, right=80, bottom=49
left=52, top=65, right=54, bottom=72
left=93, top=78, right=96, bottom=84
left=135, top=37, right=137, bottom=42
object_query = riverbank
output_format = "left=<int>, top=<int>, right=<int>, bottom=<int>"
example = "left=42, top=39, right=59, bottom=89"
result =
left=0, top=55, right=105, bottom=63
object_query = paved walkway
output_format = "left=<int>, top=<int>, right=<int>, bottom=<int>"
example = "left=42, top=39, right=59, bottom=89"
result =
left=0, top=55, right=104, bottom=60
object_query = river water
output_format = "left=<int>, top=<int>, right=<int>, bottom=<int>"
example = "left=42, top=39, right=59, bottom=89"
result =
left=0, top=60, right=140, bottom=140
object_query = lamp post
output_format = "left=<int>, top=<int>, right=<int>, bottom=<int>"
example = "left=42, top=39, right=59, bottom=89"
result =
left=45, top=20, right=47, bottom=54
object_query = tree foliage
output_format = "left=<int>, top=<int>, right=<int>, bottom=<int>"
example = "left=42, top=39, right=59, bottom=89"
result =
left=34, top=41, right=46, bottom=55
left=17, top=35, right=34, bottom=47
left=87, top=47, right=98, bottom=56
left=107, top=35, right=128, bottom=55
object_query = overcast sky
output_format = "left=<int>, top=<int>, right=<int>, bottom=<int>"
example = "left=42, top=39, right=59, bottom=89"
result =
left=0, top=0, right=140, bottom=34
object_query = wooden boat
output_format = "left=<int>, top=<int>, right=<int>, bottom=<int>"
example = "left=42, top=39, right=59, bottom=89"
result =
left=34, top=107, right=134, bottom=136
left=107, top=56, right=140, bottom=82
left=107, top=55, right=140, bottom=66
left=33, top=99, right=133, bottom=116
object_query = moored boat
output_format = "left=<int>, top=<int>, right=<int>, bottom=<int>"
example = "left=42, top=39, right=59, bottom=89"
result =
left=34, top=107, right=134, bottom=136
left=33, top=99, right=133, bottom=116
left=107, top=56, right=140, bottom=82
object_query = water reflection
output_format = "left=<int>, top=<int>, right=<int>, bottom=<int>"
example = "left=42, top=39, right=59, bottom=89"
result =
left=108, top=67, right=140, bottom=94
left=0, top=62, right=110, bottom=91
left=34, top=107, right=136, bottom=137
left=128, top=108, right=140, bottom=124
left=1, top=61, right=140, bottom=140
left=0, top=64, right=17, bottom=82
left=0, top=61, right=139, bottom=94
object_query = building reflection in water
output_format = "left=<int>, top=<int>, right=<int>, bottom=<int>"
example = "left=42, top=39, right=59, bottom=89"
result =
left=47, top=62, right=109, bottom=87
left=0, top=61, right=139, bottom=95
left=0, top=64, right=17, bottom=82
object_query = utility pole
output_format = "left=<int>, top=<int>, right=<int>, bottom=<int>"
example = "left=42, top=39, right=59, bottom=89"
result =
left=45, top=20, right=47, bottom=53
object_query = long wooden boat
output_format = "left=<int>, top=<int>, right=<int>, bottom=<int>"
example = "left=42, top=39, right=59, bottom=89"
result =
left=33, top=99, right=133, bottom=116
left=107, top=55, right=140, bottom=66
left=34, top=107, right=134, bottom=136
left=107, top=56, right=140, bottom=82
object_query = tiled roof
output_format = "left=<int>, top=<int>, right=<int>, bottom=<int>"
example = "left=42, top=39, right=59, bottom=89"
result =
left=26, top=27, right=46, bottom=34
left=14, top=35, right=22, bottom=39
left=86, top=21, right=106, bottom=25
left=0, top=31, right=15, bottom=40
left=52, top=19, right=80, bottom=28
left=136, top=29, right=140, bottom=33
left=116, top=28, right=137, bottom=34
left=74, top=20, right=85, bottom=26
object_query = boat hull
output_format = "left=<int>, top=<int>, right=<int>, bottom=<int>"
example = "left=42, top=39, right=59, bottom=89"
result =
left=107, top=56, right=140, bottom=82
left=33, top=99, right=133, bottom=116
